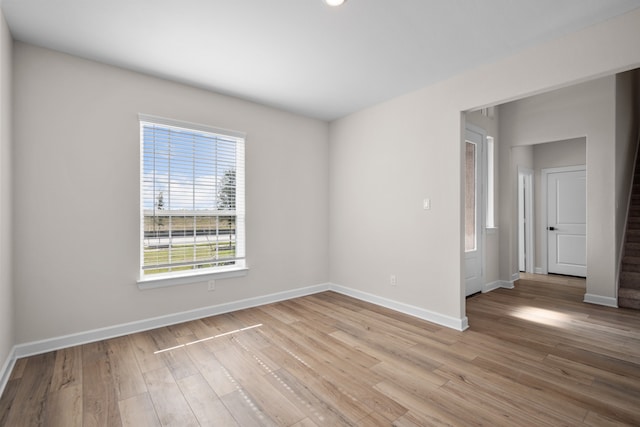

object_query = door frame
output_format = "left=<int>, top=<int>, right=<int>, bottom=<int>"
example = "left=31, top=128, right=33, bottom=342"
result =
left=518, top=167, right=534, bottom=274
left=541, top=165, right=586, bottom=275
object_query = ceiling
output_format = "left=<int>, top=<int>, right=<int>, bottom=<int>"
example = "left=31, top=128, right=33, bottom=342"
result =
left=3, top=0, right=640, bottom=121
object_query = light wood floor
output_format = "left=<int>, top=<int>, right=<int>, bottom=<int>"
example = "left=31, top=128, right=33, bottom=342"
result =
left=1, top=277, right=640, bottom=426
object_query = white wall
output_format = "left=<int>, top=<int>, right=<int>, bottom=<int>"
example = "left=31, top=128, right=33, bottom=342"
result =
left=330, top=8, right=640, bottom=325
left=13, top=43, right=329, bottom=343
left=532, top=138, right=587, bottom=270
left=0, top=10, right=13, bottom=372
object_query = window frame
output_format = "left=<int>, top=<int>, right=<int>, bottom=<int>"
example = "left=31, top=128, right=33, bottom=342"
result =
left=137, top=114, right=248, bottom=289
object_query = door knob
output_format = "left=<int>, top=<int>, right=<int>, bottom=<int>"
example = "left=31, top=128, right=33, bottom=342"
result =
left=548, top=226, right=556, bottom=231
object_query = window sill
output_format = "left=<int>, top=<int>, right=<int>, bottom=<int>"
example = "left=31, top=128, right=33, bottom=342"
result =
left=137, top=266, right=249, bottom=290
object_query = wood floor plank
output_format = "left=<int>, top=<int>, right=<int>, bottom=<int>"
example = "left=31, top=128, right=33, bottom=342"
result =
left=472, top=355, right=640, bottom=424
left=290, top=418, right=319, bottom=427
left=438, top=377, right=568, bottom=426
left=251, top=320, right=408, bottom=422
left=106, top=336, right=147, bottom=401
left=44, top=384, right=83, bottom=427
left=355, top=411, right=395, bottom=426
left=176, top=374, right=239, bottom=427
left=148, top=327, right=199, bottom=380
left=3, top=352, right=55, bottom=427
left=374, top=381, right=469, bottom=427
left=184, top=340, right=238, bottom=398
left=433, top=355, right=589, bottom=422
left=50, top=346, right=83, bottom=392
left=258, top=302, right=304, bottom=325
left=220, top=389, right=279, bottom=427
left=8, top=358, right=27, bottom=381
left=262, top=367, right=358, bottom=426
left=129, top=331, right=166, bottom=374
left=143, top=366, right=199, bottom=427
left=118, top=393, right=161, bottom=427
left=81, top=341, right=122, bottom=427
left=214, top=344, right=307, bottom=426
left=0, top=380, right=19, bottom=426
left=370, top=360, right=447, bottom=398
left=259, top=344, right=371, bottom=424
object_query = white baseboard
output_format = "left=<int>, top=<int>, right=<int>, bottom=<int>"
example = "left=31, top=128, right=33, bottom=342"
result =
left=584, top=293, right=618, bottom=308
left=482, top=281, right=501, bottom=293
left=503, top=279, right=516, bottom=289
left=0, top=346, right=16, bottom=399
left=329, top=283, right=469, bottom=331
left=534, top=267, right=545, bottom=274
left=14, top=283, right=331, bottom=359
left=12, top=281, right=473, bottom=360
left=483, top=280, right=515, bottom=293
left=511, top=272, right=520, bottom=282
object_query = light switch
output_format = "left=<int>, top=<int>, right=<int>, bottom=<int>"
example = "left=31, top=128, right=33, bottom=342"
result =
left=423, top=198, right=431, bottom=210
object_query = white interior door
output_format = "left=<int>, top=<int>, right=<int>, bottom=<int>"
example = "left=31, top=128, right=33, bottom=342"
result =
left=546, top=167, right=586, bottom=277
left=465, top=127, right=484, bottom=296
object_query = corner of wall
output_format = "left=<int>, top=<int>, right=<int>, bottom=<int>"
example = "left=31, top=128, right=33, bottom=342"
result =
left=0, top=6, right=15, bottom=399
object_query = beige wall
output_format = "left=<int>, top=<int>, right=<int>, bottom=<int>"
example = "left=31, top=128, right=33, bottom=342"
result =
left=0, top=10, right=13, bottom=371
left=330, top=9, right=640, bottom=324
left=13, top=43, right=330, bottom=343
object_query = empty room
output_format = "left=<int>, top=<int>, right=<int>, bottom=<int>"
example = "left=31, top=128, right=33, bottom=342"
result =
left=1, top=0, right=640, bottom=426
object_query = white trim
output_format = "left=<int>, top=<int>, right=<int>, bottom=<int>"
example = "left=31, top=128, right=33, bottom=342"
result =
left=541, top=165, right=586, bottom=276
left=482, top=280, right=514, bottom=293
left=12, top=283, right=472, bottom=358
left=138, top=113, right=246, bottom=140
left=137, top=267, right=249, bottom=289
left=330, top=283, right=469, bottom=331
left=482, top=281, right=502, bottom=293
left=511, top=272, right=520, bottom=282
left=0, top=346, right=16, bottom=398
left=518, top=167, right=534, bottom=273
left=14, top=283, right=330, bottom=358
left=534, top=267, right=545, bottom=275
left=501, top=280, right=516, bottom=289
left=584, top=293, right=618, bottom=308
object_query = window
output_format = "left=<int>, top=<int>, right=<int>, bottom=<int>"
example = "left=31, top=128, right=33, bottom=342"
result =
left=139, top=115, right=246, bottom=285
left=464, top=140, right=477, bottom=252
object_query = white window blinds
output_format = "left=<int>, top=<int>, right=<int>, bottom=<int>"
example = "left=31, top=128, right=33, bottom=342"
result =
left=140, top=115, right=245, bottom=278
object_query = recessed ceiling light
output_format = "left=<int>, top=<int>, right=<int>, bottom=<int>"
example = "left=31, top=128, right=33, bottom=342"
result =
left=325, top=0, right=346, bottom=6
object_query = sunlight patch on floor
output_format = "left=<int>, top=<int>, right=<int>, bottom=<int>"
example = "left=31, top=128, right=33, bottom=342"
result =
left=511, top=306, right=571, bottom=327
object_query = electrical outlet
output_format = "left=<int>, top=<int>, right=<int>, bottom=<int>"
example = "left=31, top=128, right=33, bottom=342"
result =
left=207, top=280, right=216, bottom=291
left=390, top=274, right=397, bottom=286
